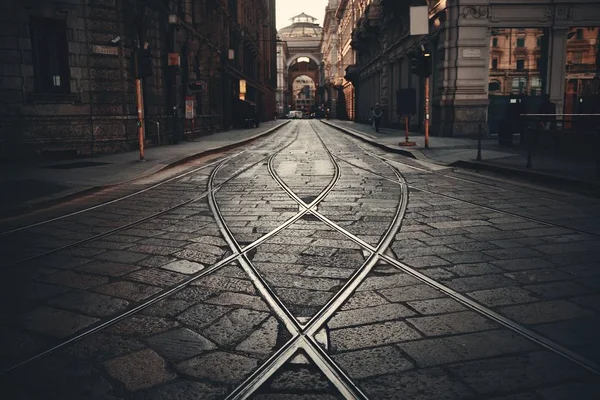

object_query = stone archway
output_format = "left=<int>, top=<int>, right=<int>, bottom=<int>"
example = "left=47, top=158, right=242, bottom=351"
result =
left=290, top=75, right=317, bottom=112
left=287, top=57, right=320, bottom=112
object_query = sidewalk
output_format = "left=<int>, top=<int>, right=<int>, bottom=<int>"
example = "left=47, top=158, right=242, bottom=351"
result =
left=323, top=119, right=600, bottom=191
left=0, top=120, right=290, bottom=214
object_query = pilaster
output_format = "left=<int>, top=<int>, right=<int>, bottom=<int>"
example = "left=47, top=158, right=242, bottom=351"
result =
left=439, top=0, right=490, bottom=137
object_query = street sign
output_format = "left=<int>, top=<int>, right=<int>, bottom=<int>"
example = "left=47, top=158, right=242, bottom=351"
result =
left=188, top=80, right=206, bottom=93
left=168, top=53, right=180, bottom=66
left=185, top=98, right=195, bottom=119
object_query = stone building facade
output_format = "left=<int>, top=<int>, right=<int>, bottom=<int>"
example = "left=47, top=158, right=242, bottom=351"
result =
left=276, top=38, right=290, bottom=117
left=320, top=0, right=341, bottom=119
left=278, top=13, right=323, bottom=115
left=0, top=0, right=277, bottom=159
left=343, top=0, right=600, bottom=136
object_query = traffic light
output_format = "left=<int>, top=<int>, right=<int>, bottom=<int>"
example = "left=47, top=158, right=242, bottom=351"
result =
left=410, top=50, right=432, bottom=78
left=188, top=80, right=205, bottom=94
left=135, top=47, right=153, bottom=78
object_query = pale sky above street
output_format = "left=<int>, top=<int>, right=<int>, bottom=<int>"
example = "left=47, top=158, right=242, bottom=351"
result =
left=276, top=0, right=328, bottom=31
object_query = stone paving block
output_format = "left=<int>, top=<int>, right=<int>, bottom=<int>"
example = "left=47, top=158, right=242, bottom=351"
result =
left=7, top=281, right=70, bottom=301
left=329, top=320, right=422, bottom=351
left=356, top=273, right=421, bottom=291
left=206, top=292, right=270, bottom=312
left=107, top=315, right=180, bottom=337
left=445, top=274, right=518, bottom=292
left=445, top=263, right=503, bottom=277
left=359, top=367, right=475, bottom=400
left=447, top=351, right=589, bottom=395
left=161, top=259, right=205, bottom=274
left=340, top=291, right=389, bottom=310
left=125, top=267, right=187, bottom=287
left=236, top=316, right=280, bottom=356
left=76, top=261, right=140, bottom=276
left=498, top=300, right=595, bottom=324
left=172, top=249, right=220, bottom=265
left=132, top=380, right=227, bottom=400
left=95, top=250, right=149, bottom=263
left=441, top=252, right=496, bottom=264
left=332, top=345, right=414, bottom=379
left=407, top=298, right=467, bottom=315
left=95, top=281, right=162, bottom=301
left=104, top=348, right=174, bottom=391
left=484, top=247, right=545, bottom=260
left=504, top=269, right=573, bottom=284
left=533, top=317, right=600, bottom=347
left=396, top=255, right=454, bottom=269
left=379, top=284, right=445, bottom=302
left=40, top=270, right=109, bottom=289
left=407, top=311, right=496, bottom=337
left=47, top=290, right=129, bottom=317
left=523, top=281, right=594, bottom=299
left=20, top=306, right=99, bottom=338
left=137, top=255, right=178, bottom=268
left=398, top=330, right=536, bottom=368
left=192, top=274, right=256, bottom=294
left=0, top=326, right=49, bottom=363
left=147, top=327, right=216, bottom=361
left=177, top=303, right=231, bottom=331
left=536, top=381, right=600, bottom=400
left=328, top=303, right=415, bottom=329
left=490, top=257, right=555, bottom=271
left=467, top=287, right=537, bottom=307
left=204, top=308, right=270, bottom=346
left=66, top=332, right=145, bottom=360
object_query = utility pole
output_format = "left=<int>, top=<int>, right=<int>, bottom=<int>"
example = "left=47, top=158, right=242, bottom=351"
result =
left=134, top=42, right=152, bottom=161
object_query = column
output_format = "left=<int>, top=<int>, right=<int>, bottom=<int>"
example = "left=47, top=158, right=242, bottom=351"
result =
left=548, top=27, right=568, bottom=114
left=439, top=0, right=490, bottom=137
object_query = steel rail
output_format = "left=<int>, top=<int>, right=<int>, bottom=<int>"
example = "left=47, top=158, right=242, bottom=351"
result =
left=0, top=126, right=302, bottom=376
left=0, top=121, right=291, bottom=237
left=210, top=138, right=368, bottom=399
left=323, top=138, right=600, bottom=238
left=0, top=131, right=296, bottom=269
left=293, top=124, right=600, bottom=376
left=225, top=123, right=408, bottom=400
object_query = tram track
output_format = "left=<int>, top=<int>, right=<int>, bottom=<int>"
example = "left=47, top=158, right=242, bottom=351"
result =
left=3, top=120, right=599, bottom=398
left=0, top=125, right=301, bottom=376
left=304, top=121, right=600, bottom=375
left=319, top=123, right=600, bottom=237
left=223, top=121, right=408, bottom=399
left=0, top=126, right=295, bottom=269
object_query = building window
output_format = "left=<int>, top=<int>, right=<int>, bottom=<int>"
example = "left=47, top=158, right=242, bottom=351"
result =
left=30, top=17, right=70, bottom=93
left=536, top=36, right=542, bottom=48
left=536, top=58, right=542, bottom=71
left=492, top=37, right=498, bottom=47
left=492, top=58, right=498, bottom=70
left=516, top=59, right=525, bottom=70
left=516, top=38, right=525, bottom=47
left=576, top=28, right=583, bottom=40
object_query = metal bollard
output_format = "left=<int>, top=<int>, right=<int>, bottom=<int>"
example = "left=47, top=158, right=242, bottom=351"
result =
left=476, top=123, right=482, bottom=161
left=526, top=128, right=533, bottom=169
left=597, top=128, right=600, bottom=178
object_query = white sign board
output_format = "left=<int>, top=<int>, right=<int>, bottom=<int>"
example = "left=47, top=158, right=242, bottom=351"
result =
left=410, top=6, right=429, bottom=36
left=462, top=48, right=482, bottom=58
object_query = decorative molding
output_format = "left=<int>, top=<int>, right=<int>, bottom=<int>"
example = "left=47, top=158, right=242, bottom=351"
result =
left=555, top=5, right=573, bottom=20
left=460, top=6, right=488, bottom=19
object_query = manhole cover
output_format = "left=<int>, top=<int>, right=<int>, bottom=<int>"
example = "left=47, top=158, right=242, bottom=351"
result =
left=45, top=161, right=110, bottom=169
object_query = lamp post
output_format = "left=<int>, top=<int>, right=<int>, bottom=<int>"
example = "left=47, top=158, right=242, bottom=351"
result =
left=168, top=11, right=181, bottom=143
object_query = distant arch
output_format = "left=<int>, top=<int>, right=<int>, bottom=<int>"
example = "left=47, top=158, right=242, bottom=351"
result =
left=286, top=53, right=321, bottom=69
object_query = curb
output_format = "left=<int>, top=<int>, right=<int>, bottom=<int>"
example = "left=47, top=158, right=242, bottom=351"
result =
left=451, top=159, right=600, bottom=196
left=321, top=120, right=418, bottom=160
left=1, top=121, right=291, bottom=218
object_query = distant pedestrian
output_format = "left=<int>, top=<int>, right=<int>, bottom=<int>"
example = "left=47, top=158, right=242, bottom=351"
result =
left=368, top=107, right=374, bottom=129
left=373, top=103, right=383, bottom=132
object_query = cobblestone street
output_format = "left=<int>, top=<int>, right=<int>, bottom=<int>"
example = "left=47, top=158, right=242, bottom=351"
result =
left=1, top=120, right=599, bottom=399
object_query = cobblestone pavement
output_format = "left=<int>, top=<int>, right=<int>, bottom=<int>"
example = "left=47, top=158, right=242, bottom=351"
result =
left=1, top=120, right=599, bottom=399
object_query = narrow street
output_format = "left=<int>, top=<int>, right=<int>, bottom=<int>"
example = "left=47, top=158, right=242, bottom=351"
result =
left=1, top=120, right=599, bottom=399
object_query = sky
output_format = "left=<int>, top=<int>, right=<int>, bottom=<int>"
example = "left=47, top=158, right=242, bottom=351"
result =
left=276, top=0, right=328, bottom=31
